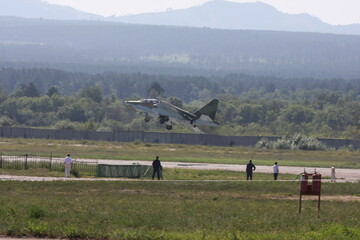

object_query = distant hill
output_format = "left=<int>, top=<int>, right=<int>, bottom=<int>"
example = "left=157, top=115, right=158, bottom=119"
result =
left=0, top=0, right=104, bottom=20
left=1, top=17, right=360, bottom=79
left=117, top=1, right=360, bottom=35
left=1, top=0, right=360, bottom=35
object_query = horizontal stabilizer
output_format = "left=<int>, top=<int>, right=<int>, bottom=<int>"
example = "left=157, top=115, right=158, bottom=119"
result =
left=192, top=114, right=219, bottom=126
left=194, top=99, right=219, bottom=121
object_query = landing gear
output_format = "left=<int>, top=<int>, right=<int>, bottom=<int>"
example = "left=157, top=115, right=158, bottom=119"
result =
left=144, top=115, right=151, bottom=122
left=159, top=118, right=166, bottom=124
left=159, top=116, right=169, bottom=124
left=159, top=116, right=172, bottom=130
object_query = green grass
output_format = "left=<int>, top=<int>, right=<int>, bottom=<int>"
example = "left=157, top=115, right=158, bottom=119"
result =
left=1, top=138, right=359, bottom=239
left=0, top=181, right=359, bottom=239
left=0, top=138, right=359, bottom=168
left=0, top=168, right=297, bottom=180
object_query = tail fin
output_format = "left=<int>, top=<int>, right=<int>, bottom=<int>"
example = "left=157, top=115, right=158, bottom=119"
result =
left=194, top=99, right=219, bottom=120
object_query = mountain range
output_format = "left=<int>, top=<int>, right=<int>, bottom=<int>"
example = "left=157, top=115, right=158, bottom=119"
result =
left=117, top=1, right=360, bottom=35
left=0, top=0, right=102, bottom=20
left=1, top=16, right=360, bottom=79
left=1, top=0, right=360, bottom=35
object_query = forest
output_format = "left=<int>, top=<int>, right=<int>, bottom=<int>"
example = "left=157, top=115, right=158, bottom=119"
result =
left=0, top=68, right=359, bottom=139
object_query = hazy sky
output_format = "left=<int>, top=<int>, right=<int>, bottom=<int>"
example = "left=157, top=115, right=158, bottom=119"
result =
left=44, top=0, right=360, bottom=25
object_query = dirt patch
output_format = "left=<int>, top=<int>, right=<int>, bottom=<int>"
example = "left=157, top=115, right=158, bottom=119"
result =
left=266, top=194, right=360, bottom=202
left=165, top=148, right=177, bottom=151
left=117, top=189, right=151, bottom=194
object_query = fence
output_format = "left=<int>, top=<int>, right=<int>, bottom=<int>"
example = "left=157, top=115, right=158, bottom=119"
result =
left=0, top=153, right=98, bottom=177
left=1, top=126, right=359, bottom=149
left=97, top=164, right=152, bottom=178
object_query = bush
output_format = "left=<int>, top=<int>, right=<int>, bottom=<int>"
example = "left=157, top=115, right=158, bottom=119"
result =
left=26, top=221, right=48, bottom=237
left=255, top=138, right=274, bottom=149
left=28, top=205, right=45, bottom=219
left=53, top=120, right=77, bottom=130
left=132, top=139, right=142, bottom=145
left=0, top=116, right=14, bottom=126
left=62, top=224, right=84, bottom=239
left=338, top=145, right=356, bottom=152
left=297, top=136, right=328, bottom=151
left=273, top=138, right=293, bottom=150
left=256, top=134, right=329, bottom=151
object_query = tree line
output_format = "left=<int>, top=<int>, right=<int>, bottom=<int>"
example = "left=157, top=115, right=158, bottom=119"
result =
left=0, top=68, right=359, bottom=138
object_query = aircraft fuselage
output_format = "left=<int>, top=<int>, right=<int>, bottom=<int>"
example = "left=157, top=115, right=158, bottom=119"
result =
left=125, top=98, right=219, bottom=130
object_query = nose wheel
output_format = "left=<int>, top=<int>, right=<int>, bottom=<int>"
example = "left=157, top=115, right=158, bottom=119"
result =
left=166, top=125, right=173, bottom=130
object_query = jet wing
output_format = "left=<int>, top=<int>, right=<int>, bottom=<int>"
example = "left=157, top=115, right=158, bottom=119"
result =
left=172, top=105, right=197, bottom=122
left=192, top=114, right=219, bottom=126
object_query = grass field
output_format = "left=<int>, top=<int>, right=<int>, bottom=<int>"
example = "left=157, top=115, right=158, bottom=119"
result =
left=0, top=167, right=298, bottom=180
left=1, top=137, right=359, bottom=239
left=1, top=138, right=359, bottom=168
left=0, top=181, right=359, bottom=239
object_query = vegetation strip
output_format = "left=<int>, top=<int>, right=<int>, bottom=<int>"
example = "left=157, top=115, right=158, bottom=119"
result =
left=1, top=68, right=360, bottom=138
left=0, top=138, right=359, bottom=169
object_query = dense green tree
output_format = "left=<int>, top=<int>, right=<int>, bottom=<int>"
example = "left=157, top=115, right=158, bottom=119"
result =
left=168, top=97, right=183, bottom=108
left=0, top=68, right=360, bottom=138
left=47, top=86, right=59, bottom=97
left=282, top=105, right=315, bottom=124
left=12, top=83, right=40, bottom=98
left=79, top=86, right=103, bottom=103
left=147, top=82, right=164, bottom=98
left=57, top=104, right=87, bottom=122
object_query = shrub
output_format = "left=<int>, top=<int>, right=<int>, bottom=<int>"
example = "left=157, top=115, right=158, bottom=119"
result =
left=62, top=224, right=84, bottom=239
left=297, top=136, right=328, bottom=151
left=53, top=120, right=77, bottom=130
left=0, top=116, right=13, bottom=126
left=256, top=134, right=329, bottom=151
left=132, top=139, right=142, bottom=145
left=338, top=145, right=356, bottom=152
left=273, top=138, right=293, bottom=150
left=29, top=205, right=45, bottom=219
left=26, top=221, right=48, bottom=237
left=255, top=138, right=273, bottom=149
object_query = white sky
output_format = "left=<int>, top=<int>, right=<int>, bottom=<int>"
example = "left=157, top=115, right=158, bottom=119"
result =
left=44, top=0, right=360, bottom=25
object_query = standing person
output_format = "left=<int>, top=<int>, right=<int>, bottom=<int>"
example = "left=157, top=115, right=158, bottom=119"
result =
left=246, top=160, right=256, bottom=180
left=331, top=165, right=336, bottom=182
left=273, top=162, right=279, bottom=180
left=152, top=156, right=162, bottom=180
left=64, top=154, right=72, bottom=178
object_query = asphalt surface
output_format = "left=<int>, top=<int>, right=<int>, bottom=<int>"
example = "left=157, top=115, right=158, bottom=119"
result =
left=1, top=159, right=359, bottom=182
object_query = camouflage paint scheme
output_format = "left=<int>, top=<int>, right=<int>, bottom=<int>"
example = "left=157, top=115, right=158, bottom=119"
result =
left=125, top=98, right=219, bottom=130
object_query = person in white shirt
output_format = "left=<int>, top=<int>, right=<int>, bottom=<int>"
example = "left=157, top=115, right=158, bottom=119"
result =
left=331, top=165, right=336, bottom=182
left=64, top=154, right=72, bottom=178
left=273, top=162, right=279, bottom=180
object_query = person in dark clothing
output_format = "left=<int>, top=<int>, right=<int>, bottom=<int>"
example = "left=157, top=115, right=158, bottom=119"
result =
left=246, top=160, right=256, bottom=180
left=273, top=162, right=279, bottom=180
left=152, top=156, right=162, bottom=180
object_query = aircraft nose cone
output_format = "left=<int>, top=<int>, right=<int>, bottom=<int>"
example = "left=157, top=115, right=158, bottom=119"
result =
left=124, top=100, right=139, bottom=106
left=124, top=100, right=132, bottom=106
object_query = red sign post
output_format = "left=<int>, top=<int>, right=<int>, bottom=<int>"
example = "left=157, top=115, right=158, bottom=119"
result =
left=299, top=171, right=322, bottom=217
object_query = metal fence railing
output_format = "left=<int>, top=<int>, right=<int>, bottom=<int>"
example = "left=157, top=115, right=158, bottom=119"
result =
left=0, top=153, right=98, bottom=177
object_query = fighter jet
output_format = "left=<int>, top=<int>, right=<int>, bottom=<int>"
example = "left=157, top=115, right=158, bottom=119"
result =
left=124, top=98, right=219, bottom=130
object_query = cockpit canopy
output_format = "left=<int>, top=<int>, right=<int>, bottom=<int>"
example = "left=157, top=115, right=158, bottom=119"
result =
left=140, top=99, right=159, bottom=105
